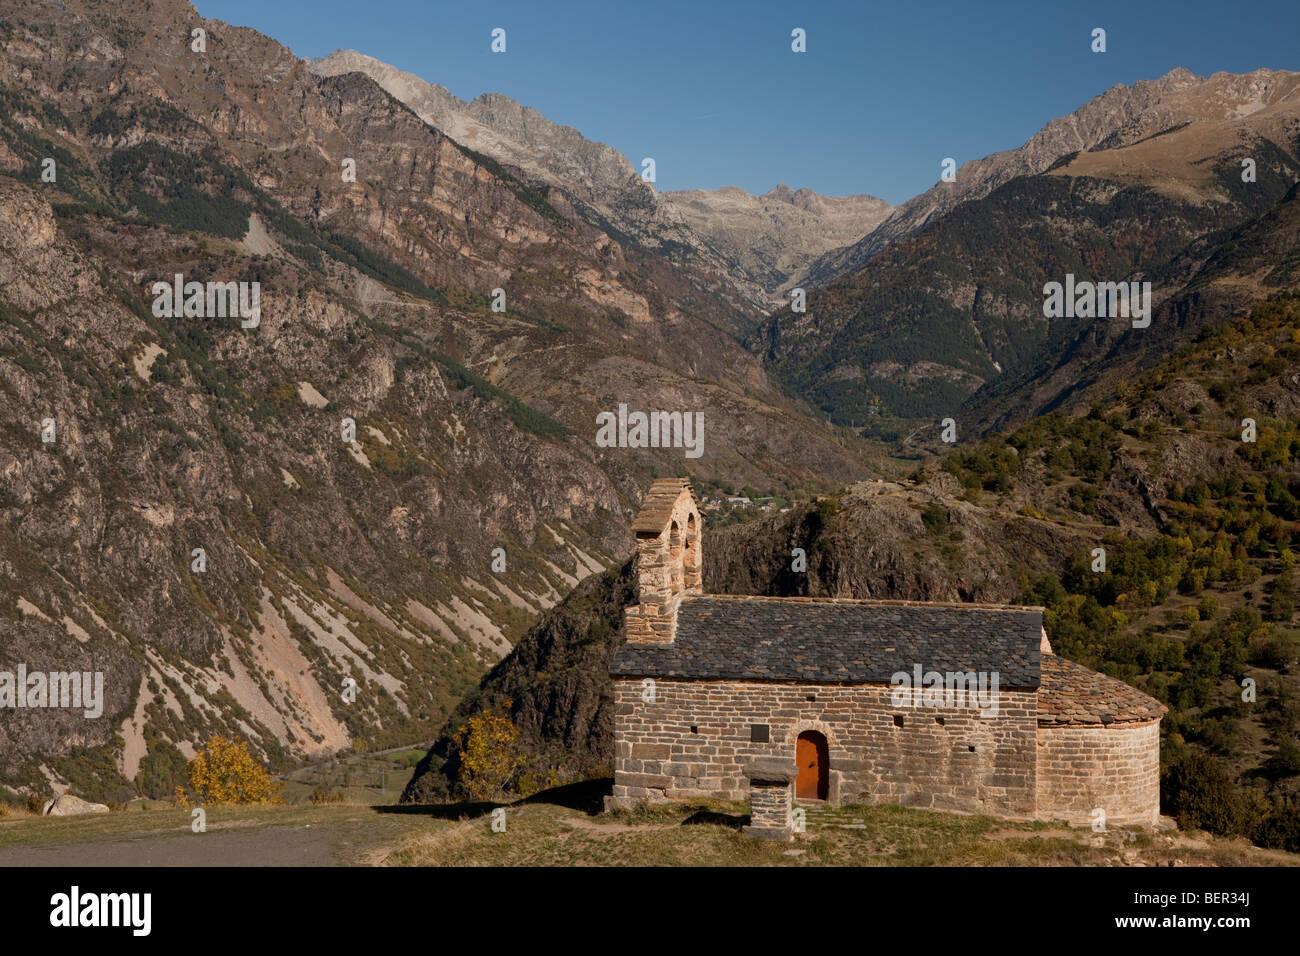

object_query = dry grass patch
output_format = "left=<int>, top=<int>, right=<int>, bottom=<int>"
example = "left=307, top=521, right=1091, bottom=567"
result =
left=380, top=798, right=1300, bottom=867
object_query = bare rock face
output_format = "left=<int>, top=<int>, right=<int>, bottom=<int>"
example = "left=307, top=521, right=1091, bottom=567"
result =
left=662, top=185, right=892, bottom=306
left=307, top=50, right=888, bottom=311
left=306, top=50, right=772, bottom=310
left=806, top=67, right=1300, bottom=286
left=44, top=794, right=111, bottom=816
left=307, top=51, right=636, bottom=211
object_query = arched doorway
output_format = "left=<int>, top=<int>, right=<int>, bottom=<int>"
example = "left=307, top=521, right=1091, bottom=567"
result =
left=795, top=730, right=829, bottom=800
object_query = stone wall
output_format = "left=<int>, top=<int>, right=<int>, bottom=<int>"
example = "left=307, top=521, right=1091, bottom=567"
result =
left=625, top=488, right=701, bottom=645
left=609, top=678, right=1040, bottom=819
left=749, top=780, right=790, bottom=824
left=743, top=757, right=796, bottom=841
left=1035, top=719, right=1162, bottom=826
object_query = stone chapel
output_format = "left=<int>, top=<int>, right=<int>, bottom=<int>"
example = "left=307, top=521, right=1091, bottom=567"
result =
left=607, top=478, right=1166, bottom=836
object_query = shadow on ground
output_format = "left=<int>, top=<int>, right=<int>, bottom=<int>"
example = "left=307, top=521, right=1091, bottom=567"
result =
left=682, top=809, right=748, bottom=830
left=372, top=800, right=500, bottom=819
left=521, top=778, right=611, bottom=815
left=372, top=778, right=613, bottom=819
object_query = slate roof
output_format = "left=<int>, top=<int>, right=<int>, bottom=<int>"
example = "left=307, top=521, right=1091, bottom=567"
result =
left=1036, top=654, right=1167, bottom=726
left=610, top=595, right=1044, bottom=687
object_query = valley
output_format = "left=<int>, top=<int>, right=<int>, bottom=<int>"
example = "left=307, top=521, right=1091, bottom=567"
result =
left=0, top=0, right=1297, bottom=861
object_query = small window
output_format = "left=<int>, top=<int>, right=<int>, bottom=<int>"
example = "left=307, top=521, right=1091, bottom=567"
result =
left=750, top=724, right=770, bottom=743
left=805, top=694, right=816, bottom=702
left=893, top=714, right=904, bottom=728
left=935, top=716, right=945, bottom=726
left=690, top=725, right=699, bottom=734
left=968, top=745, right=976, bottom=753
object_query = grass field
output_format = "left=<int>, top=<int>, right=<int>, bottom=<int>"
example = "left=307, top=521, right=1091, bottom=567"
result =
left=0, top=781, right=1295, bottom=867
left=276, top=747, right=430, bottom=807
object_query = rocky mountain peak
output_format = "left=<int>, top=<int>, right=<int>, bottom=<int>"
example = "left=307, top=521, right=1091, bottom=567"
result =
left=666, top=183, right=893, bottom=300
left=308, top=50, right=636, bottom=197
left=304, top=49, right=786, bottom=309
left=804, top=65, right=1300, bottom=286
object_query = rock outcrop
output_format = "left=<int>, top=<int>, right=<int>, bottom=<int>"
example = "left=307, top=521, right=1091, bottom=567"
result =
left=43, top=794, right=111, bottom=816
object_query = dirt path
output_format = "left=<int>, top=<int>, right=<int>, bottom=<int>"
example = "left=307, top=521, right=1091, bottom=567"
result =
left=0, top=804, right=433, bottom=867
left=0, top=825, right=350, bottom=866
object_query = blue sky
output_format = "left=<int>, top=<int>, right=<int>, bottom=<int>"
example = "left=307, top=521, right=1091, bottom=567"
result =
left=196, top=0, right=1300, bottom=205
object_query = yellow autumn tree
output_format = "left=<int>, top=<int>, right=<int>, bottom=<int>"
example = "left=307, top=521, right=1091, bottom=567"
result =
left=452, top=700, right=525, bottom=801
left=182, top=735, right=282, bottom=806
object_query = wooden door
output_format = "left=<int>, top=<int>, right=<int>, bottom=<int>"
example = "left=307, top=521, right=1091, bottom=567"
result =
left=796, top=731, right=827, bottom=799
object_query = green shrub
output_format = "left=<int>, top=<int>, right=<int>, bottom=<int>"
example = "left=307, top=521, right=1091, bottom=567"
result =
left=1161, top=751, right=1262, bottom=837
left=1254, top=810, right=1300, bottom=852
left=920, top=503, right=949, bottom=535
left=1268, top=570, right=1296, bottom=622
left=135, top=740, right=189, bottom=799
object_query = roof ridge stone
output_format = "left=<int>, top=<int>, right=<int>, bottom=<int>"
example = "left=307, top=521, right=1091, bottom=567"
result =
left=696, top=593, right=1045, bottom=613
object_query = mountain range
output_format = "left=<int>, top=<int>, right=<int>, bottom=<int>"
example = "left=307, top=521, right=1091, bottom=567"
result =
left=1, top=0, right=1297, bottom=814
left=307, top=49, right=894, bottom=311
left=0, top=0, right=868, bottom=799
left=765, top=67, right=1300, bottom=432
